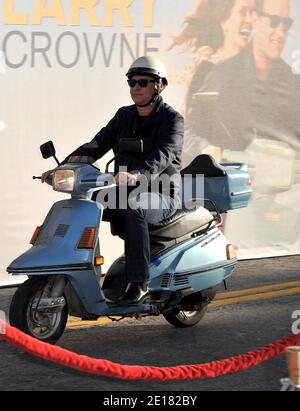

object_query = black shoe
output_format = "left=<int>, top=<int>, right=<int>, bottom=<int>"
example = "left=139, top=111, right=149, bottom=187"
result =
left=117, top=282, right=150, bottom=306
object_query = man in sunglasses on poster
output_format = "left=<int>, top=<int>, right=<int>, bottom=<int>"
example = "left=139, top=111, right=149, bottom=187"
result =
left=252, top=0, right=294, bottom=81
left=42, top=56, right=184, bottom=305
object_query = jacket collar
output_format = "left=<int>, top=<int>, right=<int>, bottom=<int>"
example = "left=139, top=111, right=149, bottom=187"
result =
left=129, top=96, right=164, bottom=129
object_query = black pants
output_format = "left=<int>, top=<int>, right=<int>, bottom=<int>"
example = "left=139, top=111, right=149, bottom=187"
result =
left=102, top=191, right=178, bottom=283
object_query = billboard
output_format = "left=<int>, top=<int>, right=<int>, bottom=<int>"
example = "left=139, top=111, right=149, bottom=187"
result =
left=0, top=0, right=299, bottom=285
left=170, top=0, right=300, bottom=259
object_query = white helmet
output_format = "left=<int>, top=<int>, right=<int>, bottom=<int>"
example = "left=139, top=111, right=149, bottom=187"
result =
left=126, top=56, right=168, bottom=86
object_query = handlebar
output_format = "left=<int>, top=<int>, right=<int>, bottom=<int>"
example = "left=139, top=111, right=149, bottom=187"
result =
left=33, top=172, right=54, bottom=185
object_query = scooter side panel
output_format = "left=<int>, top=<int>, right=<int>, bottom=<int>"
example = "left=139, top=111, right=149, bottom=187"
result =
left=8, top=199, right=102, bottom=271
left=149, top=227, right=236, bottom=292
left=179, top=264, right=234, bottom=292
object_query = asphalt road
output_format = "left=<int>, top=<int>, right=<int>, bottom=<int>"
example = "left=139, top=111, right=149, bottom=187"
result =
left=0, top=255, right=299, bottom=392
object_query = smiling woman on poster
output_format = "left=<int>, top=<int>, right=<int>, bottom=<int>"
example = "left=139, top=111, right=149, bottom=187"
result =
left=169, top=0, right=254, bottom=163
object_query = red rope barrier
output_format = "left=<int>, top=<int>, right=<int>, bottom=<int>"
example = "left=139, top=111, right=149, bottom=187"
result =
left=0, top=319, right=299, bottom=381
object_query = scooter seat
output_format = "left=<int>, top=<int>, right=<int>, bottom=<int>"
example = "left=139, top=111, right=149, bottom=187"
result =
left=180, top=153, right=226, bottom=177
left=149, top=204, right=214, bottom=241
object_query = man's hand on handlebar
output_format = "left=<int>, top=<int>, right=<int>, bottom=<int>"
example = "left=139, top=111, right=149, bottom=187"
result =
left=41, top=169, right=55, bottom=183
left=115, top=171, right=138, bottom=186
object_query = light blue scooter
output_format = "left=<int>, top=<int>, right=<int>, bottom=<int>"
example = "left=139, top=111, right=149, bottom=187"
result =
left=7, top=140, right=252, bottom=343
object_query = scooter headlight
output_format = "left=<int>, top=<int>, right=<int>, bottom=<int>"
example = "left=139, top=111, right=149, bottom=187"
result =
left=53, top=170, right=75, bottom=193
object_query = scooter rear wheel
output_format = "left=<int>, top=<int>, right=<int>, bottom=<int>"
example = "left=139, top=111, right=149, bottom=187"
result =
left=163, top=307, right=207, bottom=328
left=9, top=277, right=68, bottom=344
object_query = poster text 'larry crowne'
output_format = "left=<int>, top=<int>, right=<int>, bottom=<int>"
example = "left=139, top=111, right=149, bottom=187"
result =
left=2, top=0, right=156, bottom=27
left=1, top=31, right=161, bottom=69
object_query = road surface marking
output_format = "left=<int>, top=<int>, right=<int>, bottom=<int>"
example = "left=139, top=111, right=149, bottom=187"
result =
left=67, top=316, right=123, bottom=329
left=211, top=287, right=300, bottom=308
left=216, top=281, right=300, bottom=300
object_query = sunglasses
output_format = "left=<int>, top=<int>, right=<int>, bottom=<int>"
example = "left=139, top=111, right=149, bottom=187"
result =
left=258, top=11, right=294, bottom=31
left=127, top=79, right=156, bottom=88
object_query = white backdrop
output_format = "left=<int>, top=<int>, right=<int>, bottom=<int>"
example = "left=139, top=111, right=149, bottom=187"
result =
left=0, top=0, right=299, bottom=286
left=0, top=0, right=195, bottom=286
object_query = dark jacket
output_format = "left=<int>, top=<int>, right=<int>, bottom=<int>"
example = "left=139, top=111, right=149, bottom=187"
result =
left=64, top=97, right=184, bottom=199
left=183, top=45, right=300, bottom=168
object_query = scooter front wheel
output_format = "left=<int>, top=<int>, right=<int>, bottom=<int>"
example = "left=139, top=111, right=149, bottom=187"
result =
left=163, top=307, right=207, bottom=328
left=9, top=277, right=68, bottom=344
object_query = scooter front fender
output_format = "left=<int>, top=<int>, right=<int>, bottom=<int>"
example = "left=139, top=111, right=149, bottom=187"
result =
left=8, top=198, right=102, bottom=272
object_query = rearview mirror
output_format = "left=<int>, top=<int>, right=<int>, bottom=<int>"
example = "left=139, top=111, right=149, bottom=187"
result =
left=40, top=140, right=60, bottom=165
left=40, top=141, right=56, bottom=159
left=118, top=138, right=143, bottom=156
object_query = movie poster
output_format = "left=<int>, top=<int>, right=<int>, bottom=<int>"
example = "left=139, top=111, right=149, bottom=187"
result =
left=166, top=0, right=300, bottom=259
left=0, top=0, right=299, bottom=285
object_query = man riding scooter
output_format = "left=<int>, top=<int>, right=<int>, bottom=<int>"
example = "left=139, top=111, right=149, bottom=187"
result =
left=42, top=56, right=184, bottom=306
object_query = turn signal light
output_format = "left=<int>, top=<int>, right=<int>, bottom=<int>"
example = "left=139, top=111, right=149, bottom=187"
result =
left=226, top=244, right=236, bottom=260
left=78, top=227, right=97, bottom=249
left=30, top=226, right=42, bottom=245
left=95, top=256, right=104, bottom=266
